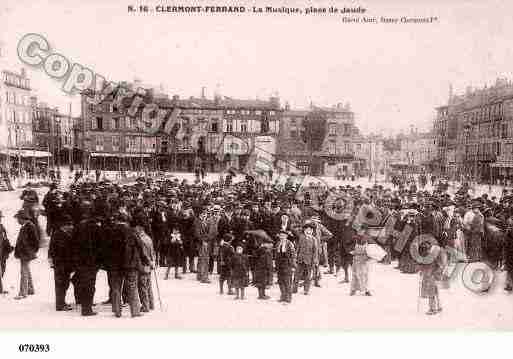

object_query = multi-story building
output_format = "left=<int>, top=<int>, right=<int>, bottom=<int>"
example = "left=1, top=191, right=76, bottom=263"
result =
left=353, top=133, right=385, bottom=176
left=434, top=78, right=513, bottom=183
left=277, top=103, right=358, bottom=176
left=155, top=94, right=282, bottom=172
left=80, top=84, right=161, bottom=171
left=1, top=68, right=33, bottom=152
left=380, top=129, right=436, bottom=176
left=31, top=98, right=58, bottom=158
left=80, top=83, right=282, bottom=172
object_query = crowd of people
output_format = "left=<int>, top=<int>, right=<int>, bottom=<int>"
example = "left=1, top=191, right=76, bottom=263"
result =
left=1, top=171, right=513, bottom=319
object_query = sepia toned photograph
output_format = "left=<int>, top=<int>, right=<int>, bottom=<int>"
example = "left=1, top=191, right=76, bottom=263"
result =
left=1, top=0, right=513, bottom=336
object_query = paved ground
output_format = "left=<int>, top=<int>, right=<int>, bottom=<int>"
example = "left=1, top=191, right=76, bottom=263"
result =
left=1, top=175, right=512, bottom=329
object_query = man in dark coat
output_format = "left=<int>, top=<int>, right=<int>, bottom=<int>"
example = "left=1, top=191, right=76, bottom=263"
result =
left=111, top=213, right=149, bottom=318
left=72, top=201, right=103, bottom=316
left=254, top=241, right=273, bottom=300
left=218, top=234, right=235, bottom=295
left=275, top=230, right=296, bottom=303
left=504, top=217, right=513, bottom=292
left=13, top=210, right=39, bottom=300
left=217, top=204, right=236, bottom=240
left=0, top=210, right=13, bottom=294
left=42, top=184, right=60, bottom=236
left=150, top=201, right=169, bottom=266
left=180, top=207, right=197, bottom=273
left=48, top=214, right=75, bottom=311
left=293, top=222, right=317, bottom=295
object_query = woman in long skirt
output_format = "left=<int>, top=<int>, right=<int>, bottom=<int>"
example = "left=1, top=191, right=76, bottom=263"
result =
left=350, top=224, right=372, bottom=296
left=418, top=242, right=443, bottom=315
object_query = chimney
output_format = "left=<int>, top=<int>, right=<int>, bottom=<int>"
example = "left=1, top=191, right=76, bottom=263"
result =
left=285, top=102, right=290, bottom=111
left=269, top=95, right=280, bottom=108
left=214, top=83, right=221, bottom=102
left=201, top=86, right=206, bottom=99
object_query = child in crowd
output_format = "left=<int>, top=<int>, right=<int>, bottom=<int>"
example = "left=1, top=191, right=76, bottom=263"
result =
left=230, top=245, right=249, bottom=300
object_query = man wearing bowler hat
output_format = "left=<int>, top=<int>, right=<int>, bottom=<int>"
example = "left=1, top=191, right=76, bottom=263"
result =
left=13, top=210, right=39, bottom=300
left=275, top=230, right=296, bottom=303
left=293, top=222, right=317, bottom=295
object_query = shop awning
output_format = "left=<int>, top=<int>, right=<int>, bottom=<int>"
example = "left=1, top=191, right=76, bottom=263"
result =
left=0, top=149, right=52, bottom=158
left=491, top=161, right=513, bottom=168
left=90, top=152, right=152, bottom=158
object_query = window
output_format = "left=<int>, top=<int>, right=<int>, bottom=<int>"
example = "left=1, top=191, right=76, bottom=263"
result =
left=261, top=117, right=269, bottom=133
left=95, top=117, right=103, bottom=130
left=112, top=136, right=120, bottom=150
left=290, top=130, right=298, bottom=138
left=95, top=135, right=104, bottom=151
left=226, top=109, right=236, bottom=115
left=226, top=120, right=233, bottom=132
left=241, top=110, right=250, bottom=115
left=240, top=120, right=248, bottom=132
left=329, top=123, right=337, bottom=135
left=211, top=120, right=219, bottom=133
left=255, top=110, right=262, bottom=115
left=329, top=142, right=336, bottom=154
left=125, top=116, right=131, bottom=129
left=269, top=111, right=275, bottom=116
left=112, top=118, right=120, bottom=130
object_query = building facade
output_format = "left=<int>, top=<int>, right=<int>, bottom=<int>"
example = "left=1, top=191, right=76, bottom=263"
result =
left=277, top=103, right=358, bottom=176
left=1, top=69, right=33, bottom=151
left=80, top=85, right=160, bottom=171
left=353, top=134, right=385, bottom=177
left=434, top=79, right=513, bottom=183
left=80, top=84, right=282, bottom=172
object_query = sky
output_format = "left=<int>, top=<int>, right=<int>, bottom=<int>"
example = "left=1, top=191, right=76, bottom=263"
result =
left=1, top=0, right=512, bottom=135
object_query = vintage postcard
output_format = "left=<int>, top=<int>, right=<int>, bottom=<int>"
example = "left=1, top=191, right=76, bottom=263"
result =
left=0, top=0, right=512, bottom=344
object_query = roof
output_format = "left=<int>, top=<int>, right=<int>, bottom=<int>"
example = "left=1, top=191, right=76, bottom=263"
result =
left=283, top=110, right=310, bottom=116
left=155, top=96, right=280, bottom=110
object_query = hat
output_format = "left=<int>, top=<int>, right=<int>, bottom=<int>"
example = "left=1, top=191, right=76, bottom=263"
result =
left=302, top=221, right=315, bottom=231
left=14, top=210, right=30, bottom=220
left=223, top=233, right=234, bottom=242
